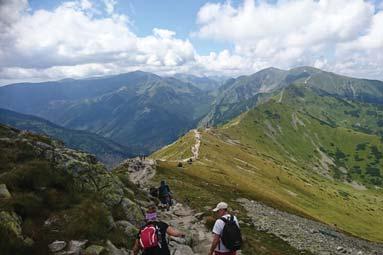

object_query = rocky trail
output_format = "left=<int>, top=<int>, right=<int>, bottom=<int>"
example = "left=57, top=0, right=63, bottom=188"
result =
left=124, top=157, right=213, bottom=255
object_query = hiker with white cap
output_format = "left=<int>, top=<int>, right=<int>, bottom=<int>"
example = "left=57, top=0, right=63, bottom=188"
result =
left=208, top=202, right=242, bottom=255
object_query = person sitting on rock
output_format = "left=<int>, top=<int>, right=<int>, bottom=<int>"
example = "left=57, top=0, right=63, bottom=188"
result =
left=208, top=202, right=242, bottom=255
left=158, top=180, right=172, bottom=210
left=132, top=205, right=185, bottom=255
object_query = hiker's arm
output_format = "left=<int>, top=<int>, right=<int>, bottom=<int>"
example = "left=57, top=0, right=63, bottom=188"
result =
left=132, top=240, right=140, bottom=255
left=208, top=233, right=220, bottom=255
left=167, top=226, right=185, bottom=237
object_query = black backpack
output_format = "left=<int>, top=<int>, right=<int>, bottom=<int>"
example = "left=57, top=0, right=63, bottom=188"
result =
left=220, top=215, right=242, bottom=251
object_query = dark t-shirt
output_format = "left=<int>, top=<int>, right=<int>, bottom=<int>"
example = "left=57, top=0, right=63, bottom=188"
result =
left=138, top=221, right=170, bottom=255
left=158, top=185, right=170, bottom=197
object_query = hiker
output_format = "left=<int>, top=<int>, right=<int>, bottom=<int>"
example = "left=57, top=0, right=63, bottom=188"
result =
left=158, top=180, right=172, bottom=210
left=208, top=202, right=242, bottom=255
left=132, top=205, right=185, bottom=255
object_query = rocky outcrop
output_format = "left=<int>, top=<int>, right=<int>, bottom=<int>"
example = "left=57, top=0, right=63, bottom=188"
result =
left=120, top=198, right=145, bottom=226
left=116, top=220, right=139, bottom=237
left=238, top=198, right=383, bottom=255
left=0, top=126, right=146, bottom=255
left=117, top=157, right=156, bottom=186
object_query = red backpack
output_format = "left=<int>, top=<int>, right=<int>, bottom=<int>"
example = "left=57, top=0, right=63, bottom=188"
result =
left=139, top=223, right=160, bottom=249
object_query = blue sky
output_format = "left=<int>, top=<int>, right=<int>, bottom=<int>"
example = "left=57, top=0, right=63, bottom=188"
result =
left=0, top=0, right=382, bottom=84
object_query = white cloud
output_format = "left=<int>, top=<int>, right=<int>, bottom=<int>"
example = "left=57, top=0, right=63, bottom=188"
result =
left=0, top=0, right=382, bottom=84
left=102, top=0, right=116, bottom=15
left=0, top=0, right=198, bottom=84
left=196, top=0, right=383, bottom=79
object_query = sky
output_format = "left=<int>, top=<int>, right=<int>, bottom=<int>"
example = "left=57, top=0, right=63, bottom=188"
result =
left=0, top=0, right=383, bottom=84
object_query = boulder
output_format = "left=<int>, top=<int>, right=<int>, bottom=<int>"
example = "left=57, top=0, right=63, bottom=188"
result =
left=24, top=237, right=35, bottom=246
left=170, top=242, right=194, bottom=255
left=121, top=198, right=144, bottom=226
left=83, top=245, right=105, bottom=255
left=115, top=220, right=138, bottom=237
left=48, top=240, right=67, bottom=253
left=194, top=212, right=204, bottom=220
left=67, top=240, right=87, bottom=255
left=0, top=184, right=11, bottom=199
left=105, top=240, right=130, bottom=255
left=0, top=211, right=23, bottom=238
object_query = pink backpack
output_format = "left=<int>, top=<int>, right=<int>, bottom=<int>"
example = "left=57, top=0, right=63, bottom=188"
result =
left=139, top=224, right=160, bottom=249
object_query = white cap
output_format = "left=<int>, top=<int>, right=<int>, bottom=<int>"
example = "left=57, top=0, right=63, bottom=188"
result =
left=212, top=202, right=228, bottom=212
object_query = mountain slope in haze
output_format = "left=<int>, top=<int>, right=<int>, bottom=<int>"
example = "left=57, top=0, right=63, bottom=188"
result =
left=203, top=66, right=383, bottom=126
left=0, top=71, right=214, bottom=154
left=0, top=108, right=132, bottom=167
left=152, top=84, right=383, bottom=243
left=173, top=73, right=226, bottom=92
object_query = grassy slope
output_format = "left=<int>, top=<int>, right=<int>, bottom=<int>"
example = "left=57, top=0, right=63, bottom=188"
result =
left=152, top=87, right=383, bottom=244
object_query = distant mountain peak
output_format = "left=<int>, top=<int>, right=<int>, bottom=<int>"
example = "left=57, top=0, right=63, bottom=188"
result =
left=289, top=66, right=323, bottom=74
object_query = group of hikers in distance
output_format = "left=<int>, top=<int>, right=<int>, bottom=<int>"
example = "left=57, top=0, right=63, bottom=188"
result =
left=132, top=180, right=242, bottom=255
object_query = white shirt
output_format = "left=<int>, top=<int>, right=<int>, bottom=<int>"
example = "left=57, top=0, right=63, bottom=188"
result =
left=212, top=214, right=240, bottom=252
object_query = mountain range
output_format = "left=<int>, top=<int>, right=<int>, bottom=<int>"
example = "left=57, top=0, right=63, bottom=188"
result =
left=202, top=66, right=383, bottom=126
left=0, top=71, right=215, bottom=154
left=1, top=66, right=383, bottom=165
left=0, top=108, right=132, bottom=167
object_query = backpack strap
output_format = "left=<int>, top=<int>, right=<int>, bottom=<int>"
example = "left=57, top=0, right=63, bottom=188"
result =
left=220, top=217, right=228, bottom=223
left=220, top=215, right=234, bottom=223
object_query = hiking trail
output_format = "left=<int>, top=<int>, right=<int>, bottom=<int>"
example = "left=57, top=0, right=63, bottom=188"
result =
left=125, top=157, right=213, bottom=255
left=180, top=129, right=201, bottom=162
left=190, top=129, right=201, bottom=160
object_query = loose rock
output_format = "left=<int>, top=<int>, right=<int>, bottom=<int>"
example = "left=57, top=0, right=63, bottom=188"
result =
left=83, top=245, right=105, bottom=255
left=0, top=184, right=11, bottom=199
left=48, top=240, right=67, bottom=253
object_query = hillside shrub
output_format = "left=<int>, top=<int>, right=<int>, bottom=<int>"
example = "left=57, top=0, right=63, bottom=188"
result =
left=63, top=200, right=110, bottom=240
left=344, top=110, right=360, bottom=118
left=370, top=145, right=382, bottom=162
left=351, top=166, right=362, bottom=175
left=366, top=166, right=381, bottom=177
left=356, top=143, right=368, bottom=151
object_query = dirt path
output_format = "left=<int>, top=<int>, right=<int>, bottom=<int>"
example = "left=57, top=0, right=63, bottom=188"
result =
left=191, top=129, right=201, bottom=160
left=179, top=129, right=201, bottom=162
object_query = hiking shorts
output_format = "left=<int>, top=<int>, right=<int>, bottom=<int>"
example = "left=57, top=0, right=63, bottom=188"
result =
left=214, top=251, right=236, bottom=255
